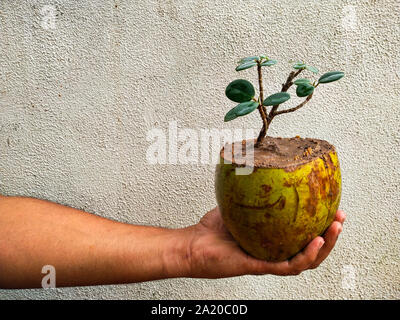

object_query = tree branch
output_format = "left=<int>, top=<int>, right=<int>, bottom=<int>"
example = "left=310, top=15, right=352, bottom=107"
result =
left=281, top=69, right=303, bottom=92
left=255, top=68, right=305, bottom=147
left=255, top=63, right=269, bottom=147
left=268, top=69, right=303, bottom=120
left=274, top=92, right=314, bottom=116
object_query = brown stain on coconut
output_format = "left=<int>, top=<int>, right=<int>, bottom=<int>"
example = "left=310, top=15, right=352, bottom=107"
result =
left=306, top=165, right=320, bottom=216
left=261, top=184, right=272, bottom=193
left=264, top=212, right=272, bottom=219
left=326, top=153, right=340, bottom=201
left=278, top=196, right=286, bottom=210
left=258, top=184, right=272, bottom=198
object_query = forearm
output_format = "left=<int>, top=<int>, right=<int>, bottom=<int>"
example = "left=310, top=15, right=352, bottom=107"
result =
left=0, top=195, right=190, bottom=289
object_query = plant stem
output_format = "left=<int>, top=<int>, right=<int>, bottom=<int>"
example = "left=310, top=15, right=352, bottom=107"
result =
left=282, top=69, right=303, bottom=92
left=255, top=63, right=268, bottom=147
left=254, top=68, right=313, bottom=147
left=274, top=92, right=314, bottom=116
left=255, top=69, right=304, bottom=147
left=268, top=69, right=303, bottom=119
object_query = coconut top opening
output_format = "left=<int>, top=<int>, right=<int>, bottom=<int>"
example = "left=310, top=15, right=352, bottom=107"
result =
left=220, top=136, right=335, bottom=169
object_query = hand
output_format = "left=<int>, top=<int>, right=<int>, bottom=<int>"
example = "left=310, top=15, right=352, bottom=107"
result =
left=184, top=207, right=345, bottom=278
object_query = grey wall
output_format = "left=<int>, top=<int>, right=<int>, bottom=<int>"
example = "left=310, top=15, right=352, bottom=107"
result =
left=0, top=0, right=399, bottom=299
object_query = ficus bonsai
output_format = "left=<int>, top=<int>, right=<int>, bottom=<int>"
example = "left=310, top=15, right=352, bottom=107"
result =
left=224, top=55, right=344, bottom=147
left=215, top=56, right=344, bottom=262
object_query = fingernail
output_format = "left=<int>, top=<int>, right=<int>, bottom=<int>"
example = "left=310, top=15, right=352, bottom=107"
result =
left=318, top=240, right=325, bottom=249
left=338, top=226, right=343, bottom=234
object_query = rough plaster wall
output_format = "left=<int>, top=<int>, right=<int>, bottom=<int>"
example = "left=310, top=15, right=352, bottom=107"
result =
left=0, top=0, right=399, bottom=299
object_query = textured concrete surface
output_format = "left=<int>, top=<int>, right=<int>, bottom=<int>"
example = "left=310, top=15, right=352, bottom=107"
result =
left=0, top=0, right=399, bottom=299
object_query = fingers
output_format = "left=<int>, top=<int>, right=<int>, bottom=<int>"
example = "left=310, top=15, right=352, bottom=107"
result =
left=285, top=237, right=325, bottom=275
left=199, top=207, right=221, bottom=228
left=309, top=210, right=346, bottom=269
left=240, top=210, right=346, bottom=276
left=335, top=210, right=346, bottom=225
left=248, top=237, right=324, bottom=276
left=309, top=220, right=343, bottom=269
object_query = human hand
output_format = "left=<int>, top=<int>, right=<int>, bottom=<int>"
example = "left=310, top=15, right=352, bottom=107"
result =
left=183, top=207, right=345, bottom=278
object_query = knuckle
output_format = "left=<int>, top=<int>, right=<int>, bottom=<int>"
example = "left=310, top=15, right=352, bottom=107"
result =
left=249, top=264, right=266, bottom=276
left=304, top=256, right=315, bottom=266
left=289, top=269, right=302, bottom=276
left=291, top=261, right=308, bottom=272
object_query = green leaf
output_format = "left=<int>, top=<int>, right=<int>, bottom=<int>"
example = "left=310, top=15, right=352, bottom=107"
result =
left=225, top=79, right=255, bottom=103
left=259, top=55, right=268, bottom=60
left=318, top=71, right=345, bottom=83
left=260, top=59, right=277, bottom=67
left=238, top=56, right=259, bottom=63
left=224, top=101, right=259, bottom=122
left=224, top=108, right=238, bottom=122
left=236, top=61, right=257, bottom=71
left=293, top=62, right=306, bottom=69
left=306, top=65, right=319, bottom=74
left=294, top=78, right=311, bottom=85
left=296, top=83, right=315, bottom=97
left=263, top=92, right=291, bottom=106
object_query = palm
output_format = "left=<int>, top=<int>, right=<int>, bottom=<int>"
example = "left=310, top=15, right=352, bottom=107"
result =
left=186, top=207, right=345, bottom=278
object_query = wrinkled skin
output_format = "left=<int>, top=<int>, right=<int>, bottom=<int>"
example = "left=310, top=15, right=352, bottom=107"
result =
left=215, top=150, right=342, bottom=262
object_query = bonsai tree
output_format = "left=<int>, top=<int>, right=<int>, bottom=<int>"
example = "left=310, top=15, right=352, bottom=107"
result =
left=224, top=55, right=344, bottom=147
left=215, top=56, right=344, bottom=262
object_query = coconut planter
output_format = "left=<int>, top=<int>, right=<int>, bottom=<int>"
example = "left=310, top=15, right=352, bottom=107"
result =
left=215, top=136, right=341, bottom=262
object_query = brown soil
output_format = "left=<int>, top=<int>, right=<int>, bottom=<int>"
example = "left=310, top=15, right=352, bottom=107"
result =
left=220, top=136, right=335, bottom=169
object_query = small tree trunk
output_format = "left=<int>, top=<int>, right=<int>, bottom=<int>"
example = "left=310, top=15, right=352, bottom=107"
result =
left=255, top=63, right=268, bottom=148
